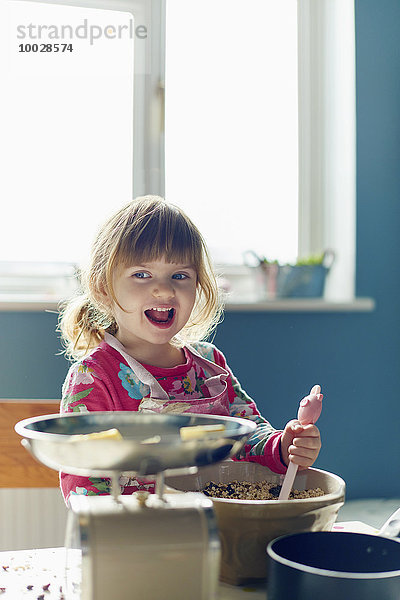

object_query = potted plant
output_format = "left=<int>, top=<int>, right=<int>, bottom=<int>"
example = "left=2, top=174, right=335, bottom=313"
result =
left=244, top=250, right=335, bottom=299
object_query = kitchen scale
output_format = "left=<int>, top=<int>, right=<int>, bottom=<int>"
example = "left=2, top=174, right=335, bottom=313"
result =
left=15, top=412, right=256, bottom=600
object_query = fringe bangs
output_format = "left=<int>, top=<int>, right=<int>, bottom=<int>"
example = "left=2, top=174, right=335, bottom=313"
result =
left=115, top=203, right=201, bottom=270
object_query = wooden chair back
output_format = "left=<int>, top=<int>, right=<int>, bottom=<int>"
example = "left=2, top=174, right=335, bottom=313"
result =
left=0, top=400, right=60, bottom=487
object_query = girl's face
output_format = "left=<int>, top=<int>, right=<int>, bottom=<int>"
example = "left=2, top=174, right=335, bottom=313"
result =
left=108, top=256, right=198, bottom=359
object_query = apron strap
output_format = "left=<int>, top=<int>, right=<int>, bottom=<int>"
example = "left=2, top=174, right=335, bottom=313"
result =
left=104, top=333, right=169, bottom=400
left=186, top=343, right=230, bottom=379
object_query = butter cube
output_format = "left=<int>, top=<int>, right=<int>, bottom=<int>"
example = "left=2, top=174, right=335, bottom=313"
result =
left=179, top=424, right=226, bottom=441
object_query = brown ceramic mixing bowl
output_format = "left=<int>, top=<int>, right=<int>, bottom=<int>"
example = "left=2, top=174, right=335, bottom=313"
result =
left=165, top=461, right=345, bottom=585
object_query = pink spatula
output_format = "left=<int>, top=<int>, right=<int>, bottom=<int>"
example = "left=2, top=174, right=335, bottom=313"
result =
left=278, top=385, right=323, bottom=501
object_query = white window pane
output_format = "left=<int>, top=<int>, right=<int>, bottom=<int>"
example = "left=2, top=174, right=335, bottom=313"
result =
left=1, top=1, right=134, bottom=264
left=165, top=0, right=298, bottom=264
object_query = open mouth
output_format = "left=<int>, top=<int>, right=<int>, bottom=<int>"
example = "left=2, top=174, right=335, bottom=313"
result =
left=144, top=307, right=175, bottom=326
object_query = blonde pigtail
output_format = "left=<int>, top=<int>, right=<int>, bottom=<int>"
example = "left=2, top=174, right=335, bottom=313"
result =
left=58, top=294, right=115, bottom=362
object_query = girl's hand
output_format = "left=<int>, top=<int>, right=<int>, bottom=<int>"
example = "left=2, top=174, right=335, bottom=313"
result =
left=280, top=420, right=321, bottom=469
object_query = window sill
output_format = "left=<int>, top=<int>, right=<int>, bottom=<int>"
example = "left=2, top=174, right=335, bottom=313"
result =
left=224, top=297, right=375, bottom=312
left=0, top=295, right=375, bottom=313
left=0, top=295, right=63, bottom=312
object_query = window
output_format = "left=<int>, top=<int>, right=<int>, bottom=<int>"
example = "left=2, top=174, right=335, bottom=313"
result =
left=1, top=0, right=164, bottom=267
left=165, top=0, right=356, bottom=300
left=1, top=0, right=356, bottom=303
left=165, top=0, right=299, bottom=266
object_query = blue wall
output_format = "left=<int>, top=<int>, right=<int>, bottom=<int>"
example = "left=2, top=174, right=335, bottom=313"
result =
left=1, top=0, right=399, bottom=500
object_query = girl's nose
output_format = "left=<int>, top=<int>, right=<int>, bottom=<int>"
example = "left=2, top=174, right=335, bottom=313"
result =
left=152, top=281, right=175, bottom=299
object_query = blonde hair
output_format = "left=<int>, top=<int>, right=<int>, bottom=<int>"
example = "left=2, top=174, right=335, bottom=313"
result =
left=59, top=196, right=223, bottom=361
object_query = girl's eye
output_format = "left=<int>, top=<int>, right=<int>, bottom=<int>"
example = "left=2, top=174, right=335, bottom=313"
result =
left=133, top=272, right=150, bottom=279
left=172, top=273, right=188, bottom=280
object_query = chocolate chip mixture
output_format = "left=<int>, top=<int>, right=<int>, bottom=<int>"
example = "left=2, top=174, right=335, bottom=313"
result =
left=202, top=480, right=325, bottom=500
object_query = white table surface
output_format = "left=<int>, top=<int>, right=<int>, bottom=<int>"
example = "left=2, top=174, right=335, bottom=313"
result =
left=0, top=547, right=266, bottom=599
left=0, top=523, right=377, bottom=599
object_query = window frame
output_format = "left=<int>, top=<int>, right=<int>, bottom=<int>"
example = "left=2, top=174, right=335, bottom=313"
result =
left=297, top=0, right=356, bottom=301
left=2, top=0, right=359, bottom=307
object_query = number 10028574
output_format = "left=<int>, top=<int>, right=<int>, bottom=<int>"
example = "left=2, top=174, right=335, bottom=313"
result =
left=18, top=43, right=73, bottom=52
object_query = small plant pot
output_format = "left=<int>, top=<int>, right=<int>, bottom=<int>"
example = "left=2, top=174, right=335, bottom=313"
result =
left=276, top=250, right=335, bottom=298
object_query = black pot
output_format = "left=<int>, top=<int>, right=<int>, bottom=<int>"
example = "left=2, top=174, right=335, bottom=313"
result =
left=267, top=530, right=400, bottom=600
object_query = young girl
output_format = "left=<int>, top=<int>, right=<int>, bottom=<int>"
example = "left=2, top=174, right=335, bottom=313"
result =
left=59, top=196, right=321, bottom=504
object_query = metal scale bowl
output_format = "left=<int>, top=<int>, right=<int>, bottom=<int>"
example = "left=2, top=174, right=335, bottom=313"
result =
left=15, top=412, right=256, bottom=600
